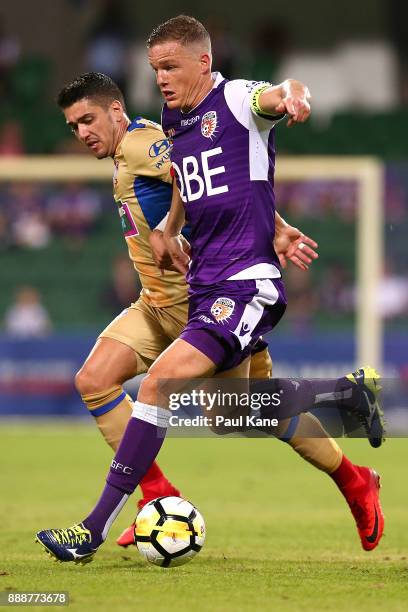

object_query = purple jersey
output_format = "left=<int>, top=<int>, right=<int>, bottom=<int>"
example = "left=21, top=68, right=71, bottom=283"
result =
left=162, top=73, right=283, bottom=286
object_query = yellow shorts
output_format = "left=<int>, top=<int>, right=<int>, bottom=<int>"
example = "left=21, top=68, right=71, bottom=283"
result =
left=99, top=297, right=272, bottom=377
left=99, top=298, right=187, bottom=371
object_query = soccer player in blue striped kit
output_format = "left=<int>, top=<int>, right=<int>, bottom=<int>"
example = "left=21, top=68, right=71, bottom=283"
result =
left=36, top=15, right=385, bottom=563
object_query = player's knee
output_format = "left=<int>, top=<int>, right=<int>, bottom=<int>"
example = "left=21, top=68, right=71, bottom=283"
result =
left=138, top=357, right=180, bottom=403
left=138, top=368, right=178, bottom=406
left=138, top=372, right=159, bottom=404
left=75, top=363, right=105, bottom=396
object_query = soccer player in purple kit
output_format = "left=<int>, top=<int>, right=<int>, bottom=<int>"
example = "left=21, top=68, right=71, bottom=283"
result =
left=36, top=15, right=385, bottom=563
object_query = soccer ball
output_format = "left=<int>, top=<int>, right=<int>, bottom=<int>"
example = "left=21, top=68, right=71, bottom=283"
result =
left=134, top=496, right=205, bottom=567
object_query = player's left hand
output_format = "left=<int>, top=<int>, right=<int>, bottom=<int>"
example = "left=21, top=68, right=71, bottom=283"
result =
left=275, top=93, right=311, bottom=127
left=274, top=225, right=318, bottom=271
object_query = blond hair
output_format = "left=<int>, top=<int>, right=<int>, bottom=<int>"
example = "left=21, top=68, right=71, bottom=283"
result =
left=147, top=15, right=211, bottom=52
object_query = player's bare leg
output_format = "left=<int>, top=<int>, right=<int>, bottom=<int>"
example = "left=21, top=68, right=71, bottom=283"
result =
left=76, top=337, right=140, bottom=447
left=138, top=338, right=217, bottom=406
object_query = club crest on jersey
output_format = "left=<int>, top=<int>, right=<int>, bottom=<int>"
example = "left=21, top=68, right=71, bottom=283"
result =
left=117, top=199, right=139, bottom=238
left=201, top=111, right=217, bottom=139
left=211, top=297, right=235, bottom=323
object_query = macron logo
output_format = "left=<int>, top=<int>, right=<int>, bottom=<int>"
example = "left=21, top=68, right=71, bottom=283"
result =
left=181, top=115, right=200, bottom=127
left=239, top=322, right=250, bottom=336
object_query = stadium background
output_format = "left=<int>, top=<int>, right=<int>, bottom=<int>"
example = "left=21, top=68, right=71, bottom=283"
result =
left=1, top=3, right=408, bottom=610
left=0, top=0, right=407, bottom=415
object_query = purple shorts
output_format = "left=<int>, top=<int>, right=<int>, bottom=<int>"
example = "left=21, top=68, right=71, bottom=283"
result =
left=179, top=278, right=286, bottom=372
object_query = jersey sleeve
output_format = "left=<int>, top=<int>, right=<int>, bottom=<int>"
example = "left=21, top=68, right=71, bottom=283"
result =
left=153, top=212, right=191, bottom=240
left=224, top=79, right=285, bottom=132
left=122, top=123, right=173, bottom=184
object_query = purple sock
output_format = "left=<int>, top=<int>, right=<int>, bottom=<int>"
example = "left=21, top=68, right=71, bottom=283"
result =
left=83, top=402, right=169, bottom=545
left=250, top=377, right=359, bottom=423
left=251, top=378, right=315, bottom=421
left=82, top=484, right=129, bottom=547
left=311, top=377, right=360, bottom=409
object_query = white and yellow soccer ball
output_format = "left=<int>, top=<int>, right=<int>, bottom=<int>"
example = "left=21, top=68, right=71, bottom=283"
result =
left=134, top=496, right=205, bottom=567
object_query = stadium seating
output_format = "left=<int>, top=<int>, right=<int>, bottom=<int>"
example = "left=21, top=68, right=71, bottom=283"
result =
left=1, top=212, right=125, bottom=330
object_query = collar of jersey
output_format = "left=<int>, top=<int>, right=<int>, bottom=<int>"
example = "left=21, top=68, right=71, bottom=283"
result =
left=113, top=118, right=132, bottom=158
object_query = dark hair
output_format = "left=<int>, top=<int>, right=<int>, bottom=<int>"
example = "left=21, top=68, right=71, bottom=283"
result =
left=57, top=72, right=125, bottom=110
left=147, top=15, right=211, bottom=50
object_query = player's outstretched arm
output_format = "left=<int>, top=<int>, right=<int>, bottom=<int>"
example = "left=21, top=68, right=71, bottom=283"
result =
left=274, top=212, right=318, bottom=270
left=258, top=79, right=311, bottom=127
left=163, top=181, right=190, bottom=275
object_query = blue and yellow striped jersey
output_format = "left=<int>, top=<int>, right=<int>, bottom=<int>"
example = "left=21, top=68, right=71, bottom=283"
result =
left=113, top=116, right=187, bottom=307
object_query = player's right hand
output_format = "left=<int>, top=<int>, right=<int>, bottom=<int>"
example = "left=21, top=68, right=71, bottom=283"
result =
left=149, top=229, right=174, bottom=271
left=164, top=234, right=190, bottom=275
left=150, top=230, right=191, bottom=274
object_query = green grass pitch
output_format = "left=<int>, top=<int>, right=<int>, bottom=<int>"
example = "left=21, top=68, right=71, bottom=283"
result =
left=1, top=423, right=407, bottom=611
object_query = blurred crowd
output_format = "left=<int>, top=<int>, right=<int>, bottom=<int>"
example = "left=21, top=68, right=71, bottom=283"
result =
left=0, top=2, right=408, bottom=155
left=0, top=181, right=104, bottom=251
left=4, top=286, right=52, bottom=338
left=0, top=0, right=408, bottom=335
left=1, top=176, right=407, bottom=336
